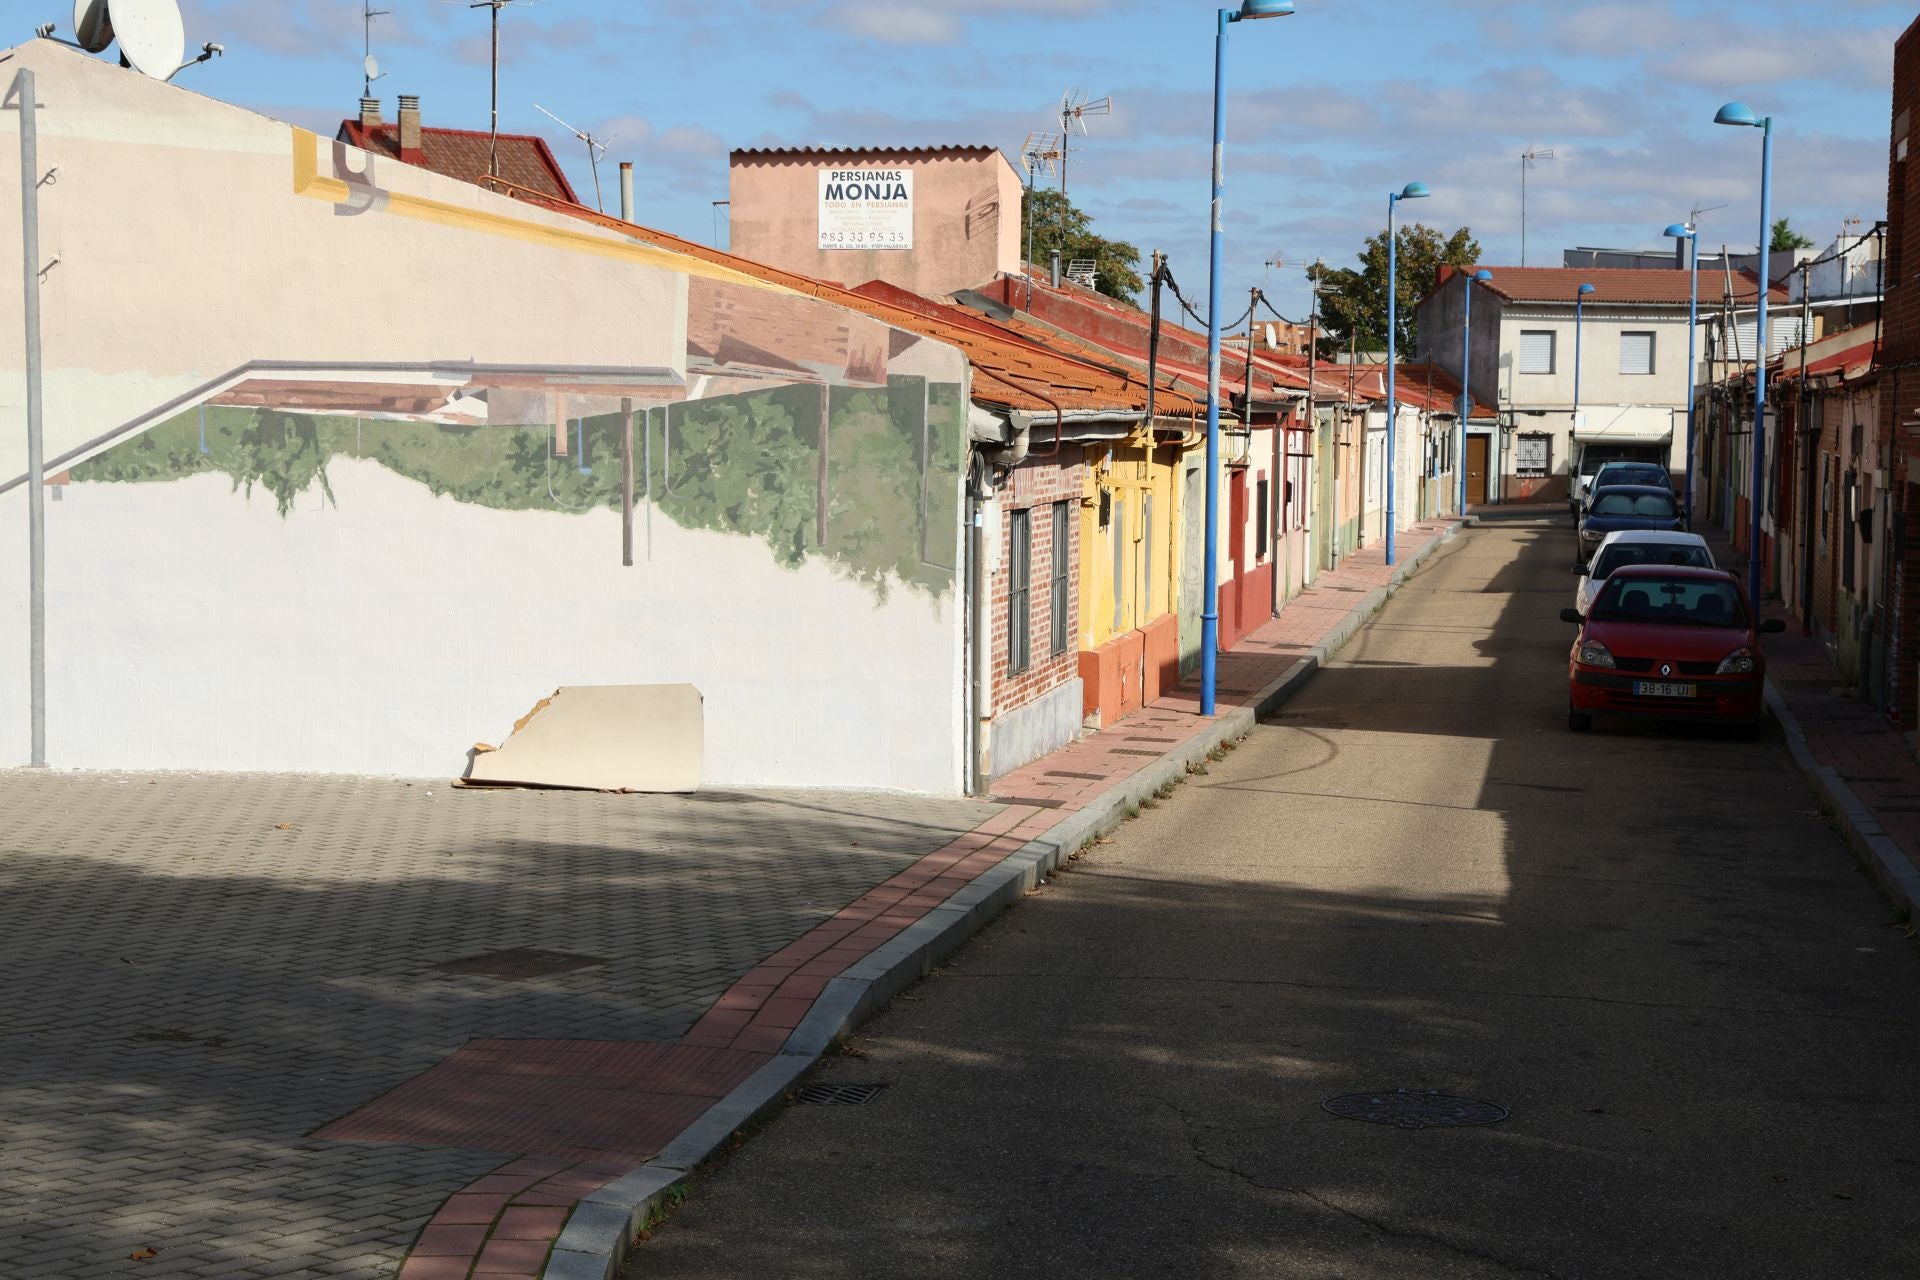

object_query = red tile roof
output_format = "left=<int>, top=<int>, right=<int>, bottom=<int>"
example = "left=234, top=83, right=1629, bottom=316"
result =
left=337, top=119, right=577, bottom=204
left=474, top=179, right=1153, bottom=418
left=1451, top=265, right=1786, bottom=306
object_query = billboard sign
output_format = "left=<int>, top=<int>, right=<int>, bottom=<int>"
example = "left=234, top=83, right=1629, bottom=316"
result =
left=818, top=168, right=913, bottom=251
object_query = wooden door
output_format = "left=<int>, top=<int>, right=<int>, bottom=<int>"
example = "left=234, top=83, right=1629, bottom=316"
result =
left=1466, top=434, right=1492, bottom=507
left=1226, top=469, right=1248, bottom=644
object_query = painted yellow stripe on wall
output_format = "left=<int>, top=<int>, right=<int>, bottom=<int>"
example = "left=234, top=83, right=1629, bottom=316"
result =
left=290, top=129, right=790, bottom=295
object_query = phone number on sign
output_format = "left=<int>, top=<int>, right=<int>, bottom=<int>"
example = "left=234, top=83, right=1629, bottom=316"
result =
left=820, top=230, right=911, bottom=248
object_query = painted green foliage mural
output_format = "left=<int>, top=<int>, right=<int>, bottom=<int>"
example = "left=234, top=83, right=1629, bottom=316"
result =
left=70, top=377, right=966, bottom=598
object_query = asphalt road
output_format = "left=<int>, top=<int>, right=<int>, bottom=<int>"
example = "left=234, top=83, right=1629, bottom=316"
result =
left=633, top=519, right=1920, bottom=1280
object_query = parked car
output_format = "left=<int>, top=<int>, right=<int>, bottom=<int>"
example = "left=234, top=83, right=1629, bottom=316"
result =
left=1572, top=530, right=1715, bottom=616
left=1584, top=460, right=1673, bottom=511
left=1561, top=565, right=1785, bottom=734
left=1569, top=443, right=1669, bottom=517
left=1577, top=484, right=1686, bottom=561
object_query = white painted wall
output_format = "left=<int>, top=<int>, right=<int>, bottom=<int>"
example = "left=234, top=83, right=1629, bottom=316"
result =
left=0, top=462, right=963, bottom=790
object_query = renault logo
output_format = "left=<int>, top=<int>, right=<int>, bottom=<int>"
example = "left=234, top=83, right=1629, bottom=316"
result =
left=1659, top=663, right=1672, bottom=677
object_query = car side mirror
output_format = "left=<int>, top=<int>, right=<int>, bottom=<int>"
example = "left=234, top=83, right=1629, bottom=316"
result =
left=1560, top=608, right=1585, bottom=624
left=1759, top=618, right=1787, bottom=634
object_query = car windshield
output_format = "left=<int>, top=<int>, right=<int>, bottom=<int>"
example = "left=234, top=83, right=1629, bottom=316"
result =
left=1591, top=491, right=1677, bottom=518
left=1591, top=543, right=1712, bottom=577
left=1600, top=466, right=1666, bottom=486
left=1591, top=575, right=1745, bottom=627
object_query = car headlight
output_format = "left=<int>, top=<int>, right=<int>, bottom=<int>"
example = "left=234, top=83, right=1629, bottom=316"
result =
left=1580, top=528, right=1603, bottom=541
left=1578, top=639, right=1616, bottom=668
left=1717, top=647, right=1757, bottom=675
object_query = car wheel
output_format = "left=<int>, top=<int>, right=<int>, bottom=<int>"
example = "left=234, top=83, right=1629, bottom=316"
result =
left=1568, top=702, right=1593, bottom=733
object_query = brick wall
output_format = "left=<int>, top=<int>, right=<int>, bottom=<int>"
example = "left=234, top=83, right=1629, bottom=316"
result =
left=1885, top=20, right=1920, bottom=723
left=991, top=449, right=1085, bottom=716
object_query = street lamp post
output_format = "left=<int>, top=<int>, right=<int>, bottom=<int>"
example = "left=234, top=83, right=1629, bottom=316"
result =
left=1384, top=180, right=1429, bottom=566
left=1199, top=0, right=1295, bottom=718
left=1715, top=101, right=1774, bottom=610
left=1664, top=222, right=1701, bottom=527
left=1458, top=268, right=1491, bottom=516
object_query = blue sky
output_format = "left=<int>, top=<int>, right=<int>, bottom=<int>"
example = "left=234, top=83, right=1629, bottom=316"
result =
left=142, top=0, right=1915, bottom=318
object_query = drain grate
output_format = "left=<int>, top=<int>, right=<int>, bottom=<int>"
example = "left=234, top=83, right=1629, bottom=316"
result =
left=1322, top=1089, right=1508, bottom=1130
left=794, top=1082, right=886, bottom=1106
left=432, top=947, right=607, bottom=981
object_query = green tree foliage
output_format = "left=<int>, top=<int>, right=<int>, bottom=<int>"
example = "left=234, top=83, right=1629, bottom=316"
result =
left=1309, top=224, right=1482, bottom=357
left=1023, top=187, right=1145, bottom=302
left=1770, top=218, right=1815, bottom=252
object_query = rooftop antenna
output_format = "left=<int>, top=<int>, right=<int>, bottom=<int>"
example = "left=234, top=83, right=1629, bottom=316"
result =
left=1058, top=89, right=1111, bottom=213
left=362, top=1, right=389, bottom=98
left=459, top=0, right=540, bottom=182
left=1520, top=144, right=1554, bottom=266
left=535, top=102, right=615, bottom=211
left=1019, top=130, right=1063, bottom=308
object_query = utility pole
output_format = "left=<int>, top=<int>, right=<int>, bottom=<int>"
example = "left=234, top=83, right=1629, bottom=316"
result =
left=1145, top=251, right=1166, bottom=428
left=16, top=69, right=47, bottom=765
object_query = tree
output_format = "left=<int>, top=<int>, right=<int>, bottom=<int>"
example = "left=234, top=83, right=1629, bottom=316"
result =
left=1310, top=224, right=1481, bottom=357
left=1023, top=188, right=1144, bottom=302
left=1770, top=218, right=1814, bottom=252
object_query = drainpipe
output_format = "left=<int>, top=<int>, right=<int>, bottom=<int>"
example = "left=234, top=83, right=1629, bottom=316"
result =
left=1799, top=269, right=1815, bottom=633
left=968, top=451, right=996, bottom=794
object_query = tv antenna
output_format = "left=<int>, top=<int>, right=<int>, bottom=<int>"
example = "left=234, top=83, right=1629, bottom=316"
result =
left=535, top=102, right=615, bottom=211
left=56, top=0, right=222, bottom=79
left=459, top=0, right=540, bottom=181
left=362, top=2, right=389, bottom=97
left=1018, top=131, right=1064, bottom=308
left=1520, top=144, right=1555, bottom=266
left=1057, top=90, right=1111, bottom=208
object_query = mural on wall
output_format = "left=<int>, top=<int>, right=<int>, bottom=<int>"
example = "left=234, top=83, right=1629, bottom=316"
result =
left=69, top=352, right=966, bottom=601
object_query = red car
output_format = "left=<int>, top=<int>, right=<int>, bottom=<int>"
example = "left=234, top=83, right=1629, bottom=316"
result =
left=1562, top=564, right=1785, bottom=733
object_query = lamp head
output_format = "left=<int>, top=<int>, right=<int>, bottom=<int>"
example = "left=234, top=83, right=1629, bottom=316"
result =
left=1231, top=0, right=1295, bottom=19
left=1714, top=101, right=1760, bottom=128
left=1472, top=269, right=1493, bottom=282
left=1663, top=222, right=1695, bottom=239
left=1577, top=283, right=1596, bottom=296
left=1398, top=181, right=1431, bottom=200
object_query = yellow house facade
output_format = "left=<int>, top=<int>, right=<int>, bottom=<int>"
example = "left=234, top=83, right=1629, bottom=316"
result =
left=1077, top=434, right=1186, bottom=727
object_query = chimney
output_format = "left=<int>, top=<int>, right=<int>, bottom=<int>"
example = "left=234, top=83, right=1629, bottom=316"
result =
left=397, top=94, right=424, bottom=164
left=359, top=96, right=381, bottom=130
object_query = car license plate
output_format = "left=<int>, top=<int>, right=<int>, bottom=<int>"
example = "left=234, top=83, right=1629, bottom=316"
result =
left=1634, top=681, right=1696, bottom=698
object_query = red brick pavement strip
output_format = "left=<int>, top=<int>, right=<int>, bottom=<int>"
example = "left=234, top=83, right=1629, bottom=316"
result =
left=345, top=519, right=1460, bottom=1280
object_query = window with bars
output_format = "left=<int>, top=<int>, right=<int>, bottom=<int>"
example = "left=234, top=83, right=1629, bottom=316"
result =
left=1256, top=477, right=1269, bottom=559
left=1049, top=501, right=1070, bottom=656
left=1518, top=330, right=1556, bottom=375
left=1619, top=331, right=1655, bottom=375
left=1008, top=508, right=1031, bottom=675
left=1110, top=498, right=1127, bottom=632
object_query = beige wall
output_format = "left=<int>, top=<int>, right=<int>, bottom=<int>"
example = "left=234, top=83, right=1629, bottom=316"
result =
left=730, top=148, right=1022, bottom=300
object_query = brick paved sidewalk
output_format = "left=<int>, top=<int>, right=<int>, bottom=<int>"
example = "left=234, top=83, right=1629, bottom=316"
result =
left=0, top=520, right=1456, bottom=1280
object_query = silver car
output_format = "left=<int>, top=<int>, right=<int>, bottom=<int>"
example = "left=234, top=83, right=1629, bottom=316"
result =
left=1573, top=529, right=1716, bottom=616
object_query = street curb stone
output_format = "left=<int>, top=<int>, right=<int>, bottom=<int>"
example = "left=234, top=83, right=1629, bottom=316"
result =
left=539, top=523, right=1460, bottom=1280
left=1764, top=680, right=1920, bottom=920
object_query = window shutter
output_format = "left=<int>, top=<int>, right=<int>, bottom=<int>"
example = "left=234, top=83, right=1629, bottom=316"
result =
left=1619, top=332, right=1654, bottom=375
left=1518, top=330, right=1554, bottom=374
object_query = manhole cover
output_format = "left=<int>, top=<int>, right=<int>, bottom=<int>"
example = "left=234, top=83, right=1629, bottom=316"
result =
left=1322, top=1089, right=1508, bottom=1130
left=794, top=1082, right=886, bottom=1106
left=432, top=947, right=607, bottom=981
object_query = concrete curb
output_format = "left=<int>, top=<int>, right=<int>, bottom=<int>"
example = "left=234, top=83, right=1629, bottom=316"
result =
left=540, top=523, right=1461, bottom=1280
left=1763, top=680, right=1920, bottom=921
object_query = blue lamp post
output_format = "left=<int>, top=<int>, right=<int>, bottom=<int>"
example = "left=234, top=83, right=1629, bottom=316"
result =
left=1664, top=222, right=1701, bottom=527
left=1715, top=100, right=1774, bottom=610
left=1384, top=179, right=1428, bottom=566
left=1458, top=268, right=1491, bottom=515
left=1572, top=281, right=1595, bottom=414
left=1199, top=0, right=1295, bottom=718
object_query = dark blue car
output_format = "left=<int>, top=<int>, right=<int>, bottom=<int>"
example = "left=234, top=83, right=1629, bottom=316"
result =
left=1577, top=484, right=1685, bottom=562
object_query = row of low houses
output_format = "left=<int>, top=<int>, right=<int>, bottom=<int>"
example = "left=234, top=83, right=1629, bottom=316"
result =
left=0, top=39, right=1473, bottom=795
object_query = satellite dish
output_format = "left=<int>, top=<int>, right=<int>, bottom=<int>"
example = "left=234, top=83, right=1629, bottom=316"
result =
left=364, top=54, right=380, bottom=82
left=1265, top=323, right=1278, bottom=349
left=73, top=0, right=114, bottom=51
left=108, top=0, right=186, bottom=80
